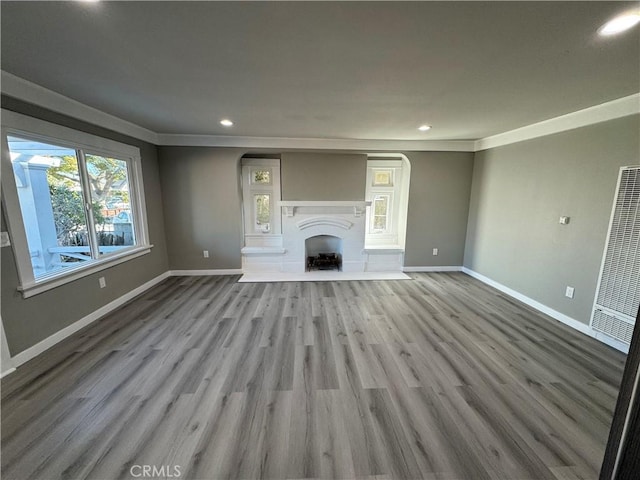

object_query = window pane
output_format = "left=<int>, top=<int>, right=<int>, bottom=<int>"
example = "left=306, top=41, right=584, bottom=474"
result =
left=372, top=195, right=389, bottom=231
left=85, top=154, right=136, bottom=255
left=373, top=215, right=387, bottom=230
left=8, top=136, right=91, bottom=278
left=255, top=194, right=271, bottom=232
left=374, top=195, right=388, bottom=215
left=373, top=170, right=392, bottom=186
left=252, top=169, right=271, bottom=184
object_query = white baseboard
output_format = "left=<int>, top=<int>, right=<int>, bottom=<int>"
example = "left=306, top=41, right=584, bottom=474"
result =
left=9, top=271, right=171, bottom=370
left=461, top=267, right=629, bottom=353
left=6, top=269, right=245, bottom=374
left=169, top=269, right=243, bottom=276
left=1, top=367, right=16, bottom=379
left=7, top=265, right=627, bottom=377
left=403, top=266, right=463, bottom=272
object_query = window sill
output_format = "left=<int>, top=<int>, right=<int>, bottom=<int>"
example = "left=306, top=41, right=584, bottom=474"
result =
left=18, top=245, right=153, bottom=298
left=363, top=245, right=405, bottom=254
left=241, top=246, right=286, bottom=255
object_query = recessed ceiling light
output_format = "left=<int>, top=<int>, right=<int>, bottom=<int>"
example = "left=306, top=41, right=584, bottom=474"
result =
left=220, top=119, right=234, bottom=127
left=418, top=125, right=431, bottom=132
left=599, top=12, right=640, bottom=36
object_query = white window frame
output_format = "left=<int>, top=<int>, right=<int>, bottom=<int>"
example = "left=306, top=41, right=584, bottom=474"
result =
left=252, top=193, right=272, bottom=232
left=371, top=193, right=392, bottom=234
left=365, top=160, right=403, bottom=244
left=1, top=110, right=152, bottom=298
left=241, top=158, right=282, bottom=248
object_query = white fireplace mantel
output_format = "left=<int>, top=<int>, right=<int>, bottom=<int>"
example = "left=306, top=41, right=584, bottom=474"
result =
left=279, top=200, right=371, bottom=217
left=242, top=198, right=404, bottom=276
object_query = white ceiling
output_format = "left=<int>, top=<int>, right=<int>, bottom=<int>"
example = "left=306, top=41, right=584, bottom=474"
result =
left=1, top=1, right=639, bottom=143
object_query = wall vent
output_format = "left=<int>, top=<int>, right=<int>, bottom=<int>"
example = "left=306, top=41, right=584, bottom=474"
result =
left=592, top=309, right=635, bottom=344
left=591, top=166, right=640, bottom=345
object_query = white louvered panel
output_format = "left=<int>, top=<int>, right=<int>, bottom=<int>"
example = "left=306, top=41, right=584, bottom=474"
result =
left=591, top=166, right=640, bottom=344
left=592, top=309, right=635, bottom=344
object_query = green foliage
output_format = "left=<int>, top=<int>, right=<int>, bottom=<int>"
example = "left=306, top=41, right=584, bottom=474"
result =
left=85, top=155, right=128, bottom=203
left=47, top=154, right=128, bottom=204
left=254, top=170, right=270, bottom=183
left=49, top=184, right=105, bottom=245
left=46, top=155, right=79, bottom=189
left=255, top=194, right=270, bottom=224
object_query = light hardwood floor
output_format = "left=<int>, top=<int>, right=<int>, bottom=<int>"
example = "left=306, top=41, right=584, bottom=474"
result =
left=1, top=273, right=627, bottom=480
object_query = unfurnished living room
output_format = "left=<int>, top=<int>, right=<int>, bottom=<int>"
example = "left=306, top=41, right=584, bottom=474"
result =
left=1, top=2, right=639, bottom=480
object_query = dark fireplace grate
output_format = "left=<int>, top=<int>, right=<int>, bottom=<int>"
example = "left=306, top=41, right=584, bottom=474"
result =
left=306, top=253, right=342, bottom=271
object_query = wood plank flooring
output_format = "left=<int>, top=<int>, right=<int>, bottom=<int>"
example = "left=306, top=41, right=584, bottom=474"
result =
left=1, top=273, right=627, bottom=479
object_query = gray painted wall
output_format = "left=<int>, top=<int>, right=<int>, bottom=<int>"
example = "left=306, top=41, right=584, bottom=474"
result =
left=281, top=152, right=366, bottom=201
left=1, top=96, right=169, bottom=355
left=158, top=147, right=245, bottom=270
left=404, top=152, right=474, bottom=267
left=2, top=95, right=634, bottom=360
left=159, top=148, right=475, bottom=271
left=464, top=114, right=640, bottom=325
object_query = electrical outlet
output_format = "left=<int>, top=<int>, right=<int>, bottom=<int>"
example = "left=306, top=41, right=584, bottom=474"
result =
left=565, top=286, right=574, bottom=299
left=99, top=277, right=106, bottom=289
left=432, top=248, right=439, bottom=256
left=203, top=250, right=209, bottom=258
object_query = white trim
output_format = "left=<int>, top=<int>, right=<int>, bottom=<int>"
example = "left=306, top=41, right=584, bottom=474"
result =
left=9, top=271, right=171, bottom=370
left=1, top=109, right=142, bottom=158
left=461, top=267, right=629, bottom=353
left=590, top=166, right=640, bottom=334
left=592, top=330, right=632, bottom=353
left=5, top=268, right=246, bottom=374
left=280, top=201, right=370, bottom=208
left=1, top=71, right=159, bottom=145
left=4, top=264, right=629, bottom=377
left=365, top=247, right=405, bottom=254
left=19, top=246, right=153, bottom=298
left=239, top=271, right=410, bottom=283
left=297, top=217, right=353, bottom=231
left=3, top=72, right=637, bottom=153
left=590, top=165, right=624, bottom=327
left=168, top=269, right=243, bottom=276
left=475, top=93, right=640, bottom=151
left=242, top=158, right=282, bottom=236
left=241, top=247, right=286, bottom=255
left=403, top=266, right=463, bottom=272
left=281, top=201, right=370, bottom=218
left=1, top=110, right=152, bottom=298
left=1, top=314, right=16, bottom=378
left=158, top=134, right=475, bottom=152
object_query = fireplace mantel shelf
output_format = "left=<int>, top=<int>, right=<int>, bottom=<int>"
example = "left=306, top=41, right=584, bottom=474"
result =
left=279, top=200, right=371, bottom=217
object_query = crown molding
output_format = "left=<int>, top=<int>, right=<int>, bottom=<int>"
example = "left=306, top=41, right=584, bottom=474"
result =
left=2, top=71, right=637, bottom=153
left=1, top=71, right=160, bottom=145
left=156, top=133, right=475, bottom=151
left=475, top=93, right=640, bottom=151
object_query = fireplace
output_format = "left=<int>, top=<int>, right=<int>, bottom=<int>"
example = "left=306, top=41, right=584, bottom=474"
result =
left=242, top=200, right=404, bottom=275
left=305, top=235, right=343, bottom=271
left=241, top=200, right=409, bottom=280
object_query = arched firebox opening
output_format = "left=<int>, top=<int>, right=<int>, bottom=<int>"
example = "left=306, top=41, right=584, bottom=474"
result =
left=305, top=235, right=343, bottom=271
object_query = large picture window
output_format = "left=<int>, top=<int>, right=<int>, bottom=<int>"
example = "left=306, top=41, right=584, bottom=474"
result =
left=2, top=111, right=150, bottom=297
